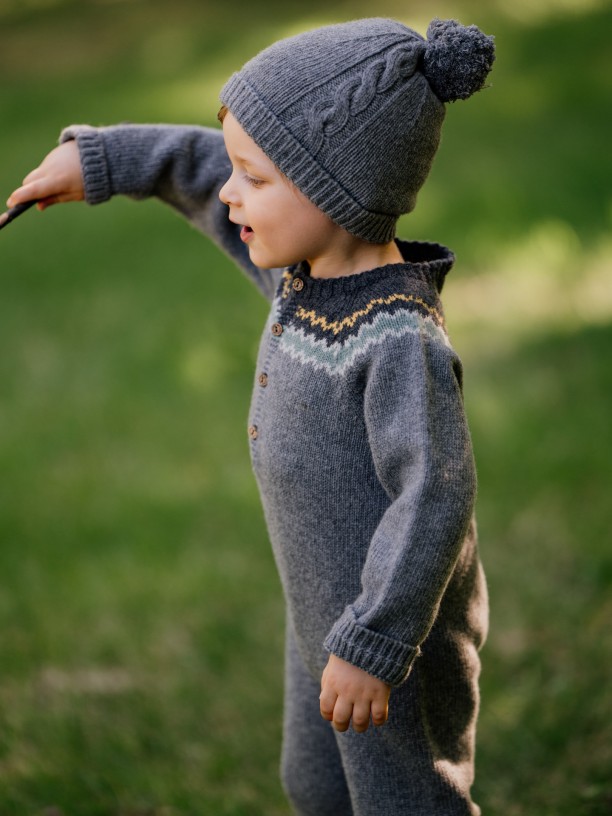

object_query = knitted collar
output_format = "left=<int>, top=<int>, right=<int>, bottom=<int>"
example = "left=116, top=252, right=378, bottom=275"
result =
left=291, top=239, right=455, bottom=296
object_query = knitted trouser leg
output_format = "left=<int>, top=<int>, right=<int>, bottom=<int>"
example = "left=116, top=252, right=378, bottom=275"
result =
left=330, top=654, right=481, bottom=816
left=281, top=627, right=481, bottom=816
left=280, top=626, right=352, bottom=816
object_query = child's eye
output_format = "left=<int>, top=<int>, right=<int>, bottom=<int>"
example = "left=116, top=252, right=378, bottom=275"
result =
left=244, top=174, right=264, bottom=188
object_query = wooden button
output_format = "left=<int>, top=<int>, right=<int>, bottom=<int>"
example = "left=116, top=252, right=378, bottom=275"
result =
left=248, top=425, right=258, bottom=440
left=271, top=322, right=283, bottom=336
left=258, top=372, right=268, bottom=387
left=292, top=277, right=304, bottom=292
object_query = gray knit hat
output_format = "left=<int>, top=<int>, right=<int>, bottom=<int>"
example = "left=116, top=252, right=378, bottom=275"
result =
left=220, top=18, right=495, bottom=244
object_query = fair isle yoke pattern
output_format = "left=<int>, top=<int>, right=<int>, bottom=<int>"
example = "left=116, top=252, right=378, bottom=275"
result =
left=272, top=258, right=451, bottom=376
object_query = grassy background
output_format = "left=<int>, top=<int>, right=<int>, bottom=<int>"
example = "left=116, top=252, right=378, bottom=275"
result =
left=0, top=0, right=611, bottom=813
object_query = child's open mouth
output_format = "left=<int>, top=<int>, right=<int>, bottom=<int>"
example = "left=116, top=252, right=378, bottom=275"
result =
left=240, top=226, right=254, bottom=243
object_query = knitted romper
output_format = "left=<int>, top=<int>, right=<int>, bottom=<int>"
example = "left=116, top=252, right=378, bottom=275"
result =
left=62, top=123, right=489, bottom=816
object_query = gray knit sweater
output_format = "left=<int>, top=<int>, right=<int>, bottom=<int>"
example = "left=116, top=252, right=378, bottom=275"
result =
left=60, top=124, right=488, bottom=692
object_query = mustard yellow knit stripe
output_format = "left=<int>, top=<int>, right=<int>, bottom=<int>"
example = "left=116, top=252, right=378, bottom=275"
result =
left=281, top=271, right=293, bottom=299
left=295, top=293, right=443, bottom=336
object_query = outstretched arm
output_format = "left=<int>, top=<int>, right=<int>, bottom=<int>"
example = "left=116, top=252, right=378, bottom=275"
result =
left=7, top=125, right=281, bottom=300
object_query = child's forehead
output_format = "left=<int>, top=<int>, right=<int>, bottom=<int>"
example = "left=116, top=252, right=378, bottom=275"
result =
left=223, top=112, right=275, bottom=166
left=223, top=112, right=301, bottom=194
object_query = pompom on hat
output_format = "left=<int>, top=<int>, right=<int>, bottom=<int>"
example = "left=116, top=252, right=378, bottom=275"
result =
left=220, top=17, right=495, bottom=244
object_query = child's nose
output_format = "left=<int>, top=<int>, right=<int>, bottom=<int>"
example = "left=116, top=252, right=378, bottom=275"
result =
left=219, top=176, right=238, bottom=207
left=218, top=181, right=229, bottom=205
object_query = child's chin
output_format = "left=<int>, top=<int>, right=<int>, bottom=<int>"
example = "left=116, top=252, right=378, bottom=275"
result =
left=249, top=246, right=285, bottom=269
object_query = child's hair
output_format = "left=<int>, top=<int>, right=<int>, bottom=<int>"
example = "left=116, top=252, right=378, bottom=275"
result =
left=218, top=18, right=494, bottom=244
left=217, top=104, right=228, bottom=124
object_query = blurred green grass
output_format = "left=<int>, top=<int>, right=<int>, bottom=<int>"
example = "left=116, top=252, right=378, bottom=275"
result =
left=1, top=1, right=611, bottom=814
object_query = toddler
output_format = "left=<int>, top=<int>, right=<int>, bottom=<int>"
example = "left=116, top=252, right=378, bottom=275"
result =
left=7, top=16, right=495, bottom=816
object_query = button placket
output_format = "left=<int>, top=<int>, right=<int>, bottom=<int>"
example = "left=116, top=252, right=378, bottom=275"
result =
left=250, top=268, right=308, bottom=449
left=272, top=268, right=307, bottom=337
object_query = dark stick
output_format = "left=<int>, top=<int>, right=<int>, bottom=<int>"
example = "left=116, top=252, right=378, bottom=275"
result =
left=0, top=200, right=38, bottom=231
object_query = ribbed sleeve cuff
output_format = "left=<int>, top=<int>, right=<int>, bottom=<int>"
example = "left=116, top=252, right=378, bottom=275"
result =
left=59, top=125, right=111, bottom=205
left=323, top=607, right=421, bottom=687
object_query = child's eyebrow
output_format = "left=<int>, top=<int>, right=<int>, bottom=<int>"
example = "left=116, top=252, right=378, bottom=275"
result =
left=228, top=149, right=270, bottom=174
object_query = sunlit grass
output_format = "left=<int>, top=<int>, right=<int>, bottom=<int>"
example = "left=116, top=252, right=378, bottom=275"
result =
left=445, top=222, right=612, bottom=359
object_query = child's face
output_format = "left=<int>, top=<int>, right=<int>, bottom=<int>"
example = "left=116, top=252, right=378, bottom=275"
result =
left=219, top=112, right=341, bottom=270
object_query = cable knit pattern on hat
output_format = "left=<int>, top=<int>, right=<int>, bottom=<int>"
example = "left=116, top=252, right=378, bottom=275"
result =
left=305, top=43, right=426, bottom=154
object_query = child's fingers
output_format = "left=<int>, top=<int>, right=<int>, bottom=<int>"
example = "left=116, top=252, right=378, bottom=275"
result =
left=7, top=182, right=44, bottom=208
left=8, top=182, right=82, bottom=210
left=351, top=701, right=372, bottom=733
left=22, top=167, right=45, bottom=185
left=37, top=192, right=81, bottom=210
left=321, top=685, right=356, bottom=731
left=37, top=197, right=59, bottom=211
left=331, top=699, right=353, bottom=733
left=319, top=688, right=336, bottom=722
left=371, top=698, right=389, bottom=727
left=8, top=168, right=49, bottom=204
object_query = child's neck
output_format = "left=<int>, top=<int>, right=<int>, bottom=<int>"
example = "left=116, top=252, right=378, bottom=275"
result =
left=308, top=238, right=403, bottom=279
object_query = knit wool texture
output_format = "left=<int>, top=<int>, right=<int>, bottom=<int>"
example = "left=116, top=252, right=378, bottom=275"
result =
left=220, top=17, right=494, bottom=244
left=61, top=122, right=489, bottom=814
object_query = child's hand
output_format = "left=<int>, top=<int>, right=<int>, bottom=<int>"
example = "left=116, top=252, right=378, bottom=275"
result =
left=320, top=653, right=391, bottom=733
left=7, top=141, right=84, bottom=211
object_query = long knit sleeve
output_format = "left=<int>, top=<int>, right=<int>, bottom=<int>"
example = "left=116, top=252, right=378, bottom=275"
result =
left=323, top=329, right=477, bottom=685
left=59, top=123, right=280, bottom=300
